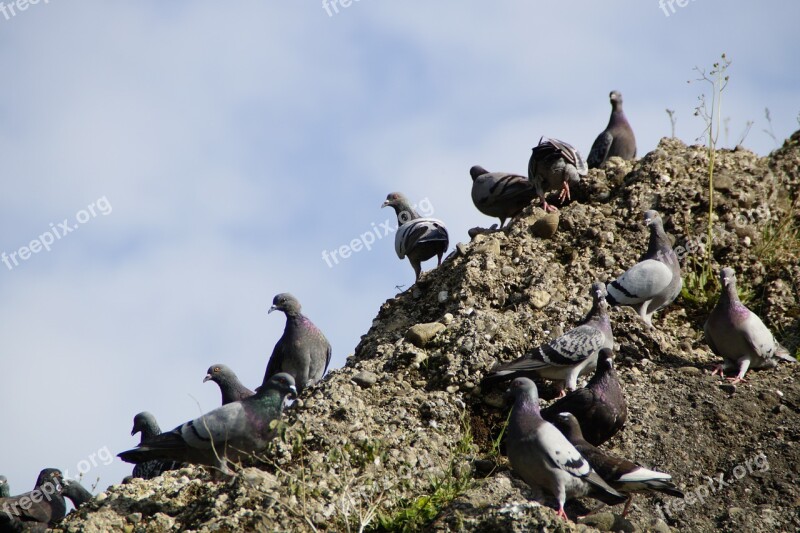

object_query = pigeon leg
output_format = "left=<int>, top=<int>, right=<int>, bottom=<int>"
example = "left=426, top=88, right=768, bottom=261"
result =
left=556, top=506, right=569, bottom=520
left=621, top=496, right=634, bottom=517
left=731, top=358, right=751, bottom=383
left=411, top=261, right=422, bottom=282
left=710, top=364, right=726, bottom=377
left=558, top=180, right=571, bottom=203
left=542, top=199, right=558, bottom=213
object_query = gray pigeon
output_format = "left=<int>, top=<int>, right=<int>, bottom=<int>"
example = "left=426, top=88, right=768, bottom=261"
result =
left=541, top=348, right=627, bottom=446
left=382, top=192, right=449, bottom=281
left=118, top=373, right=297, bottom=476
left=705, top=268, right=796, bottom=383
left=587, top=91, right=637, bottom=168
left=263, top=294, right=331, bottom=393
left=551, top=412, right=683, bottom=516
left=506, top=378, right=626, bottom=520
left=606, top=210, right=682, bottom=326
left=129, top=412, right=181, bottom=480
left=0, top=468, right=65, bottom=529
left=0, top=476, right=8, bottom=498
left=61, top=480, right=93, bottom=508
left=469, top=165, right=536, bottom=228
left=528, top=137, right=588, bottom=212
left=483, top=282, right=613, bottom=395
left=205, top=364, right=255, bottom=405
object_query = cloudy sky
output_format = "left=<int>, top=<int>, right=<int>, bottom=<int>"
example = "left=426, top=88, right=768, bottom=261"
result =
left=1, top=1, right=798, bottom=496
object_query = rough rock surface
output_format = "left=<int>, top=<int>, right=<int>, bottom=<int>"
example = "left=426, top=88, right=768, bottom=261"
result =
left=61, top=135, right=800, bottom=532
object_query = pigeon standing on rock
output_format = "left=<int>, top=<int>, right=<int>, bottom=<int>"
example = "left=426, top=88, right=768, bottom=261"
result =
left=61, top=480, right=93, bottom=508
left=0, top=476, right=8, bottom=498
left=506, top=378, right=627, bottom=520
left=541, top=348, right=627, bottom=446
left=469, top=165, right=536, bottom=228
left=118, top=373, right=297, bottom=476
left=587, top=91, right=637, bottom=168
left=551, top=412, right=684, bottom=516
left=263, top=293, right=331, bottom=393
left=382, top=192, right=449, bottom=282
left=482, top=282, right=613, bottom=395
left=606, top=210, right=682, bottom=326
left=705, top=268, right=796, bottom=383
left=528, top=137, right=588, bottom=212
left=205, top=364, right=255, bottom=405
left=129, top=412, right=181, bottom=480
left=0, top=468, right=65, bottom=529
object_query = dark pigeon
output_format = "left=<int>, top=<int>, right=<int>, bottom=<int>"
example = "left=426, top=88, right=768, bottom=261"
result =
left=528, top=137, right=588, bottom=212
left=0, top=476, right=8, bottom=499
left=506, top=378, right=626, bottom=520
left=541, top=348, right=627, bottom=446
left=587, top=90, right=637, bottom=168
left=551, top=412, right=683, bottom=516
left=469, top=165, right=536, bottom=228
left=118, top=373, right=297, bottom=476
left=0, top=468, right=65, bottom=529
left=706, top=268, right=797, bottom=383
left=483, top=282, right=613, bottom=395
left=205, top=364, right=255, bottom=405
left=382, top=192, right=449, bottom=281
left=263, top=294, right=331, bottom=393
left=130, top=412, right=181, bottom=480
left=606, top=210, right=682, bottom=326
left=61, top=480, right=93, bottom=508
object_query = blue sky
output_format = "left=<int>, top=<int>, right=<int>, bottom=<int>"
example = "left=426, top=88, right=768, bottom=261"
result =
left=1, top=1, right=798, bottom=496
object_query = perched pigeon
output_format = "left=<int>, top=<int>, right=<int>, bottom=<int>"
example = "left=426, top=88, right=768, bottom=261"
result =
left=263, top=294, right=331, bottom=393
left=705, top=268, right=796, bottom=383
left=551, top=412, right=683, bottom=516
left=61, top=480, right=93, bottom=508
left=587, top=91, right=637, bottom=168
left=528, top=137, right=588, bottom=212
left=541, top=348, right=627, bottom=446
left=382, top=192, right=449, bottom=281
left=606, top=210, right=682, bottom=326
left=129, top=412, right=181, bottom=480
left=506, top=378, right=626, bottom=520
left=0, top=476, right=8, bottom=498
left=469, top=165, right=536, bottom=228
left=119, top=373, right=297, bottom=476
left=0, top=469, right=65, bottom=529
left=205, top=364, right=255, bottom=405
left=483, top=282, right=613, bottom=395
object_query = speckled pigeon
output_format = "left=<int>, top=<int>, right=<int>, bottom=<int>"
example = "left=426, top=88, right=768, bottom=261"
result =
left=129, top=412, right=181, bottom=480
left=705, top=268, right=796, bottom=383
left=551, top=412, right=683, bottom=516
left=61, top=480, right=93, bottom=508
left=587, top=91, right=637, bottom=168
left=263, top=294, right=331, bottom=393
left=541, top=348, right=627, bottom=446
left=205, top=364, right=255, bottom=405
left=606, top=210, right=682, bottom=326
left=469, top=165, right=536, bottom=228
left=0, top=468, right=65, bottom=529
left=506, top=378, right=626, bottom=520
left=528, top=137, right=588, bottom=212
left=382, top=192, right=449, bottom=281
left=118, top=373, right=297, bottom=476
left=483, top=282, right=613, bottom=396
left=0, top=476, right=8, bottom=499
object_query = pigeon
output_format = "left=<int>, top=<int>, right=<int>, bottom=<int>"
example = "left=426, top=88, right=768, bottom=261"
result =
left=129, top=412, right=181, bottom=480
left=587, top=91, right=637, bottom=168
left=61, top=480, right=93, bottom=508
left=541, top=348, right=627, bottom=446
left=382, top=192, right=449, bottom=281
left=528, top=137, right=588, bottom=212
left=705, top=268, right=797, bottom=383
left=205, top=364, right=255, bottom=405
left=118, top=373, right=297, bottom=476
left=0, top=468, right=65, bottom=529
left=469, top=165, right=536, bottom=228
left=606, top=210, right=682, bottom=326
left=263, top=293, right=331, bottom=393
left=483, top=282, right=613, bottom=396
left=551, top=412, right=683, bottom=516
left=505, top=378, right=626, bottom=520
left=0, top=476, right=8, bottom=499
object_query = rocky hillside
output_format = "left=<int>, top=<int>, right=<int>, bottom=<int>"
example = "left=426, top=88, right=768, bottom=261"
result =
left=60, top=134, right=800, bottom=533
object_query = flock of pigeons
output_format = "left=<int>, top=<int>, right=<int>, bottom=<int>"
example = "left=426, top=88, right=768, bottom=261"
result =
left=2, top=91, right=796, bottom=530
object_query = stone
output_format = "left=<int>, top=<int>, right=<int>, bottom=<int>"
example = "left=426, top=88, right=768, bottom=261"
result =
left=352, top=371, right=378, bottom=388
left=405, top=322, right=447, bottom=347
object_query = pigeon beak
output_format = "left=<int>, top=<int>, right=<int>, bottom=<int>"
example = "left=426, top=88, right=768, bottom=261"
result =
left=268, top=305, right=278, bottom=314
left=203, top=374, right=212, bottom=383
left=131, top=428, right=137, bottom=436
left=381, top=200, right=390, bottom=208
left=288, top=385, right=298, bottom=398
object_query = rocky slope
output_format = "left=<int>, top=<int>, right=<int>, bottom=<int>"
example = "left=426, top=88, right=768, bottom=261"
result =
left=60, top=134, right=800, bottom=533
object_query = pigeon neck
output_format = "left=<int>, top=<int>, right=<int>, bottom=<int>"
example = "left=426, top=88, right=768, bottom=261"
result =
left=392, top=201, right=421, bottom=225
left=64, top=484, right=93, bottom=506
left=646, top=221, right=671, bottom=258
left=609, top=105, right=627, bottom=127
left=140, top=420, right=162, bottom=441
left=721, top=281, right=739, bottom=305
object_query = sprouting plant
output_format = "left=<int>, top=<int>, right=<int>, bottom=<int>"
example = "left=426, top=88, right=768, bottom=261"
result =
left=763, top=108, right=778, bottom=147
left=737, top=120, right=754, bottom=146
left=666, top=109, right=677, bottom=138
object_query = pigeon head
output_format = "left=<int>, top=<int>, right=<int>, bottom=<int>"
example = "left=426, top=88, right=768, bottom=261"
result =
left=381, top=192, right=419, bottom=224
left=381, top=192, right=408, bottom=209
left=469, top=166, right=489, bottom=181
left=591, top=281, right=608, bottom=307
left=258, top=372, right=298, bottom=399
left=131, top=412, right=160, bottom=438
left=720, top=267, right=736, bottom=287
left=643, top=209, right=662, bottom=227
left=269, top=293, right=302, bottom=315
left=552, top=412, right=585, bottom=441
left=598, top=348, right=615, bottom=369
left=609, top=90, right=623, bottom=109
left=204, top=364, right=234, bottom=384
left=506, top=377, right=539, bottom=403
left=34, top=468, right=63, bottom=489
